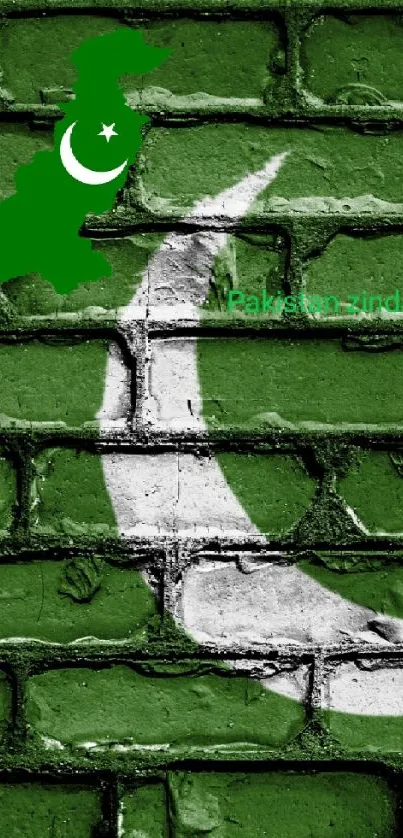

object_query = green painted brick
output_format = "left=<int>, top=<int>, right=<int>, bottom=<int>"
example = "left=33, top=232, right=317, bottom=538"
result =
left=136, top=124, right=403, bottom=213
left=0, top=340, right=115, bottom=426
left=210, top=453, right=316, bottom=534
left=301, top=554, right=403, bottom=620
left=0, top=15, right=127, bottom=104
left=121, top=772, right=398, bottom=838
left=34, top=449, right=117, bottom=535
left=203, top=232, right=287, bottom=319
left=121, top=784, right=167, bottom=838
left=34, top=448, right=316, bottom=536
left=0, top=783, right=101, bottom=837
left=302, top=13, right=403, bottom=105
left=338, top=450, right=403, bottom=534
left=326, top=709, right=403, bottom=754
left=305, top=233, right=403, bottom=318
left=168, top=772, right=398, bottom=838
left=0, top=560, right=158, bottom=642
left=130, top=18, right=279, bottom=100
left=0, top=16, right=278, bottom=104
left=26, top=664, right=306, bottom=749
left=198, top=336, right=403, bottom=429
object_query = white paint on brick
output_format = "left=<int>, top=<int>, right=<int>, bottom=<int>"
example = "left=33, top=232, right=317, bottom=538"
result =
left=147, top=338, right=204, bottom=430
left=101, top=155, right=288, bottom=534
left=102, top=452, right=177, bottom=534
left=101, top=452, right=259, bottom=536
left=96, top=342, right=130, bottom=426
left=328, top=661, right=403, bottom=715
left=99, top=155, right=403, bottom=717
left=177, top=560, right=382, bottom=646
left=261, top=666, right=310, bottom=703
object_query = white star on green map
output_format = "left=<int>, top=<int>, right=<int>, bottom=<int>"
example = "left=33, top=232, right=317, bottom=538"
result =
left=98, top=122, right=118, bottom=142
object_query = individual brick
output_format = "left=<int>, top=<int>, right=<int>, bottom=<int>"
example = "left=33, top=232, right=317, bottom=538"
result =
left=136, top=124, right=403, bottom=216
left=176, top=557, right=383, bottom=648
left=26, top=663, right=307, bottom=750
left=0, top=560, right=159, bottom=643
left=197, top=336, right=403, bottom=429
left=0, top=454, right=16, bottom=532
left=0, top=340, right=129, bottom=427
left=0, top=16, right=279, bottom=105
left=0, top=15, right=127, bottom=104
left=36, top=449, right=314, bottom=538
left=99, top=451, right=316, bottom=537
left=166, top=771, right=398, bottom=838
left=0, top=125, right=52, bottom=202
left=0, top=783, right=101, bottom=837
left=34, top=449, right=119, bottom=536
left=138, top=231, right=287, bottom=322
left=119, top=773, right=400, bottom=837
left=325, top=659, right=403, bottom=752
left=302, top=14, right=403, bottom=105
left=338, top=450, right=403, bottom=535
left=123, top=230, right=288, bottom=326
left=1, top=234, right=163, bottom=316
left=304, top=233, right=403, bottom=319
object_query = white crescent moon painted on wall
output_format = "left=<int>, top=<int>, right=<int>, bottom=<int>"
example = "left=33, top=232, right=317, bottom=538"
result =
left=59, top=121, right=128, bottom=186
left=98, top=151, right=403, bottom=714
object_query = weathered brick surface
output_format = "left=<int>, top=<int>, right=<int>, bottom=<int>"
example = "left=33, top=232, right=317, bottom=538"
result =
left=0, top=783, right=102, bottom=837
left=26, top=663, right=307, bottom=749
left=305, top=233, right=403, bottom=318
left=150, top=336, right=403, bottom=428
left=302, top=13, right=403, bottom=105
left=175, top=557, right=387, bottom=647
left=136, top=124, right=403, bottom=215
left=325, top=658, right=403, bottom=751
left=0, top=455, right=15, bottom=532
left=121, top=772, right=399, bottom=837
left=1, top=2, right=403, bottom=836
left=0, top=560, right=159, bottom=642
left=0, top=15, right=280, bottom=106
left=0, top=673, right=11, bottom=742
left=32, top=449, right=320, bottom=537
left=0, top=340, right=129, bottom=426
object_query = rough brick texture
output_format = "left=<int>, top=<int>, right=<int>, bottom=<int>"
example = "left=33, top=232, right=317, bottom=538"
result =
left=1, top=2, right=403, bottom=837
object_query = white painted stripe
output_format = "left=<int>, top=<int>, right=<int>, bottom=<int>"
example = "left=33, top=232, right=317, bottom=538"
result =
left=99, top=154, right=403, bottom=716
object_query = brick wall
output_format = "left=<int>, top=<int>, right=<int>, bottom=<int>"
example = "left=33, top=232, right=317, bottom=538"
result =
left=0, top=1, right=403, bottom=836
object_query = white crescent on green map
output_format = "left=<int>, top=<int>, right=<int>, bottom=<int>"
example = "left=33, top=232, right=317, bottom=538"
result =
left=60, top=121, right=128, bottom=186
left=98, top=153, right=403, bottom=718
